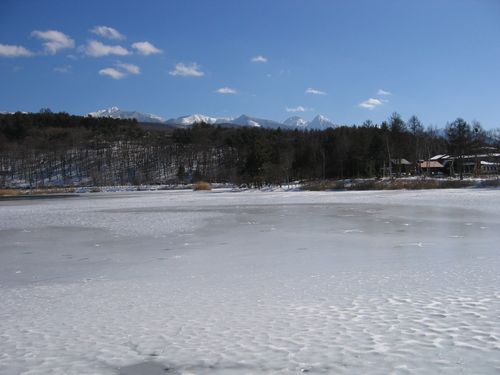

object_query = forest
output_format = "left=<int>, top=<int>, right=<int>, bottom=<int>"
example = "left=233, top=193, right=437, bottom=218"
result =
left=1, top=110, right=499, bottom=188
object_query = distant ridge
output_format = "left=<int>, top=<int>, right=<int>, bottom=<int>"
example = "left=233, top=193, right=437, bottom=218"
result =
left=284, top=115, right=336, bottom=130
left=88, top=107, right=166, bottom=123
left=165, top=114, right=234, bottom=126
left=88, top=107, right=337, bottom=129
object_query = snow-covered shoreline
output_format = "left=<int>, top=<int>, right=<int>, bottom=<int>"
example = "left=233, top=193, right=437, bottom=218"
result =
left=3, top=176, right=499, bottom=196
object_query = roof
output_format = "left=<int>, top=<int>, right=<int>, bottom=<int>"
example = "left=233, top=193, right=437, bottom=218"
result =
left=430, top=154, right=448, bottom=160
left=419, top=161, right=444, bottom=168
left=439, top=153, right=500, bottom=160
left=462, top=153, right=500, bottom=159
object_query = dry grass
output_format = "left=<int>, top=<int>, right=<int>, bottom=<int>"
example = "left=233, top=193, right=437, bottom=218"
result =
left=384, top=179, right=473, bottom=190
left=0, top=189, right=24, bottom=196
left=193, top=181, right=212, bottom=191
left=31, top=187, right=76, bottom=194
left=302, top=178, right=484, bottom=191
left=0, top=187, right=76, bottom=196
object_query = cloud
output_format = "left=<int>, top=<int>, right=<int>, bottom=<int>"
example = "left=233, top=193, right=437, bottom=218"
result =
left=132, top=41, right=162, bottom=55
left=31, top=30, right=75, bottom=54
left=99, top=67, right=125, bottom=79
left=286, top=106, right=312, bottom=113
left=359, top=98, right=384, bottom=110
left=83, top=40, right=130, bottom=57
left=115, top=62, right=140, bottom=74
left=0, top=44, right=34, bottom=57
left=305, top=88, right=326, bottom=95
left=215, top=87, right=237, bottom=94
left=54, top=65, right=72, bottom=73
left=90, top=26, right=125, bottom=40
left=377, top=89, right=392, bottom=96
left=99, top=62, right=141, bottom=79
left=251, top=55, right=267, bottom=63
left=169, top=62, right=204, bottom=77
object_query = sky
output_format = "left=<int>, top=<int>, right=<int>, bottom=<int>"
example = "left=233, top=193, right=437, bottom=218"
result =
left=1, top=0, right=500, bottom=128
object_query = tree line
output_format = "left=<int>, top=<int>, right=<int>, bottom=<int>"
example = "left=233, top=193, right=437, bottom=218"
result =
left=1, top=111, right=499, bottom=187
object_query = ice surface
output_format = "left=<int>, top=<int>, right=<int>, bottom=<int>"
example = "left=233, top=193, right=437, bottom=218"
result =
left=1, top=189, right=500, bottom=374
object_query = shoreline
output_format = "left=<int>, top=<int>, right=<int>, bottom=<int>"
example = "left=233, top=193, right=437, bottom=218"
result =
left=1, top=176, right=500, bottom=199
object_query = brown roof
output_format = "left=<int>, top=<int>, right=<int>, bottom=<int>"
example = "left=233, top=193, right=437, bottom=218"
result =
left=419, top=161, right=444, bottom=168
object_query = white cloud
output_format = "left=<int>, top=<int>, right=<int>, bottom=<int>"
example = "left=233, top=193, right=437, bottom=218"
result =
left=132, top=41, right=162, bottom=55
left=305, top=88, right=326, bottom=95
left=99, top=62, right=141, bottom=79
left=359, top=98, right=384, bottom=110
left=90, top=26, right=125, bottom=40
left=377, top=89, right=392, bottom=96
left=286, top=106, right=312, bottom=113
left=251, top=55, right=267, bottom=63
left=169, top=62, right=204, bottom=77
left=54, top=65, right=72, bottom=73
left=83, top=40, right=130, bottom=57
left=31, top=30, right=75, bottom=54
left=99, top=67, right=125, bottom=79
left=115, top=62, right=140, bottom=74
left=0, top=44, right=34, bottom=57
left=215, top=87, right=237, bottom=94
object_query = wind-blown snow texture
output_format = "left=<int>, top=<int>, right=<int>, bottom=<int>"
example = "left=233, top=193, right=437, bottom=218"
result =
left=1, top=189, right=499, bottom=374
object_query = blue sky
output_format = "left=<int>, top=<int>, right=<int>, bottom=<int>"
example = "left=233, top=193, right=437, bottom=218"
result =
left=1, top=0, right=500, bottom=128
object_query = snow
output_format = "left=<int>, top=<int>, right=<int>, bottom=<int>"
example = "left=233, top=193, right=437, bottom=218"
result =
left=283, top=116, right=308, bottom=128
left=172, top=114, right=219, bottom=125
left=1, top=189, right=500, bottom=374
left=307, top=115, right=336, bottom=130
left=88, top=107, right=166, bottom=123
left=85, top=109, right=337, bottom=129
left=283, top=115, right=336, bottom=130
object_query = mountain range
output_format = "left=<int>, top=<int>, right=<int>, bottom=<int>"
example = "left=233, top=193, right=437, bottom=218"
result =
left=88, top=107, right=336, bottom=130
left=88, top=107, right=166, bottom=124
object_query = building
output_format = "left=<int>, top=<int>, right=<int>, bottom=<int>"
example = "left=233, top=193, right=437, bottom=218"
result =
left=420, top=152, right=500, bottom=177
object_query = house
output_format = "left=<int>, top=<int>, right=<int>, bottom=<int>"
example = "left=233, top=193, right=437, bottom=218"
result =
left=390, top=158, right=412, bottom=176
left=419, top=160, right=444, bottom=176
left=422, top=152, right=500, bottom=176
left=381, top=158, right=413, bottom=177
left=480, top=161, right=500, bottom=175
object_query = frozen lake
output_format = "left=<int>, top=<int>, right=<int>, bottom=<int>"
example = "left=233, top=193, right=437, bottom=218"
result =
left=1, top=189, right=499, bottom=374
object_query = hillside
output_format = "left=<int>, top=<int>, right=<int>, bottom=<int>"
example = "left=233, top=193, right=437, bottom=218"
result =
left=1, top=111, right=497, bottom=188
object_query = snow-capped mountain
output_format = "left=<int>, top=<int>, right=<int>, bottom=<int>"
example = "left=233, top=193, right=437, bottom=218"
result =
left=308, top=115, right=335, bottom=130
left=283, top=115, right=336, bottom=130
left=230, top=115, right=287, bottom=129
left=0, top=110, right=28, bottom=114
left=88, top=107, right=166, bottom=123
left=166, top=114, right=289, bottom=129
left=87, top=107, right=336, bottom=130
left=283, top=116, right=309, bottom=128
left=165, top=114, right=233, bottom=126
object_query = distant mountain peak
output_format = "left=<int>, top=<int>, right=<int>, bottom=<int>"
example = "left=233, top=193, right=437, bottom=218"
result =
left=166, top=114, right=235, bottom=126
left=88, top=107, right=166, bottom=123
left=284, top=116, right=308, bottom=128
left=313, top=114, right=329, bottom=121
left=283, top=115, right=335, bottom=130
left=308, top=114, right=335, bottom=130
left=232, top=114, right=286, bottom=129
